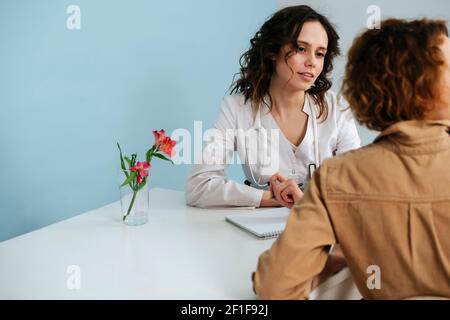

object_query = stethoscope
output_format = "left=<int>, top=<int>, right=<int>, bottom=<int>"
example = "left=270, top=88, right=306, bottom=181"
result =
left=244, top=95, right=319, bottom=190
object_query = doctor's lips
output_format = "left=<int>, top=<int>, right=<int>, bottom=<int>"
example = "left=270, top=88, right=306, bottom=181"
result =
left=297, top=72, right=315, bottom=82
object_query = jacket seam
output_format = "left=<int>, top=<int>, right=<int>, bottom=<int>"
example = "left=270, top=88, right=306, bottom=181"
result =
left=326, top=195, right=450, bottom=202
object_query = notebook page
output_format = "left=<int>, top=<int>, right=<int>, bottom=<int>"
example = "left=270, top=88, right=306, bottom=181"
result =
left=225, top=207, right=290, bottom=238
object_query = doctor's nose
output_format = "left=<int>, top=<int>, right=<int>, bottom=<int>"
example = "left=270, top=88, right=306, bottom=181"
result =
left=304, top=53, right=317, bottom=69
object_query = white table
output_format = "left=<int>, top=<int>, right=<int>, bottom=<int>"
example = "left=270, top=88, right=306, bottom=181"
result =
left=0, top=188, right=361, bottom=299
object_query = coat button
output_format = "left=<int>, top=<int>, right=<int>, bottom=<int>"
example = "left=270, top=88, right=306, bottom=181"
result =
left=292, top=169, right=296, bottom=175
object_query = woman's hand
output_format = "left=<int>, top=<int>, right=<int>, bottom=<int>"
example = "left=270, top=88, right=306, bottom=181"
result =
left=311, top=244, right=348, bottom=290
left=259, top=190, right=282, bottom=207
left=269, top=172, right=304, bottom=209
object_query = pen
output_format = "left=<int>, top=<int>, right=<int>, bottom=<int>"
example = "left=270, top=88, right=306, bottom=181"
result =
left=244, top=179, right=303, bottom=189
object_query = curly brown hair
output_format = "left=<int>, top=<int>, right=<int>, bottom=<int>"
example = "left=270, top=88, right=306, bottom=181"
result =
left=230, top=5, right=340, bottom=121
left=342, top=18, right=449, bottom=132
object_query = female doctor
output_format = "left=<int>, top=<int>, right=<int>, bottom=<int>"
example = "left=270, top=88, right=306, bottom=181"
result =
left=185, top=5, right=361, bottom=209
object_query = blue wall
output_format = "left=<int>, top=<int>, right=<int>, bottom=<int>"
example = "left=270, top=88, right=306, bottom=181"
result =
left=0, top=0, right=277, bottom=241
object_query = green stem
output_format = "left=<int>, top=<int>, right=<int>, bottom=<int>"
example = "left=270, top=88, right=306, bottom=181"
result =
left=123, top=189, right=138, bottom=222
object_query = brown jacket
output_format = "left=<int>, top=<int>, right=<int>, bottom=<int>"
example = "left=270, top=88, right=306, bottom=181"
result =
left=253, top=120, right=450, bottom=299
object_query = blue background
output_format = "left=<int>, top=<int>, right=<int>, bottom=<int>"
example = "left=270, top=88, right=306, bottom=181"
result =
left=0, top=0, right=276, bottom=241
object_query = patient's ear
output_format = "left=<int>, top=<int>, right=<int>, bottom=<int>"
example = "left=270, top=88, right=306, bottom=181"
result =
left=423, top=40, right=450, bottom=120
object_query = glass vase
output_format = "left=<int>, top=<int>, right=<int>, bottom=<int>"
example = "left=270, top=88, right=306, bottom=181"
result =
left=118, top=169, right=149, bottom=226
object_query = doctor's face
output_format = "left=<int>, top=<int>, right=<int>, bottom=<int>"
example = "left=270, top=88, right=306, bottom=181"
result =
left=273, top=20, right=328, bottom=91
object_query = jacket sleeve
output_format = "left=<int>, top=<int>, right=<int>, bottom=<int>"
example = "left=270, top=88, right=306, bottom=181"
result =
left=252, top=161, right=336, bottom=299
left=185, top=97, right=264, bottom=208
left=334, top=95, right=361, bottom=155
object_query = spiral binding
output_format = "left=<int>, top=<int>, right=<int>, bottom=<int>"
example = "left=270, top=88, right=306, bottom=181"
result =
left=262, top=230, right=282, bottom=240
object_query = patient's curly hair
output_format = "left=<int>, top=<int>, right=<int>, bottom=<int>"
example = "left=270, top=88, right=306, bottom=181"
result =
left=342, top=19, right=448, bottom=132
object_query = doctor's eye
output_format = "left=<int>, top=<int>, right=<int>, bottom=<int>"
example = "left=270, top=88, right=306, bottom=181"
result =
left=296, top=46, right=306, bottom=53
left=316, top=52, right=325, bottom=58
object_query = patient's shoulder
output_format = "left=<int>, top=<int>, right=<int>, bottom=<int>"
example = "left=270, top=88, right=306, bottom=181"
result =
left=321, top=143, right=394, bottom=195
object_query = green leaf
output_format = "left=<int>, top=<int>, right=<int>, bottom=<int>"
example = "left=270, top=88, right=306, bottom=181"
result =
left=153, top=152, right=174, bottom=164
left=124, top=156, right=132, bottom=167
left=117, top=143, right=127, bottom=171
left=121, top=171, right=137, bottom=187
left=146, top=145, right=156, bottom=162
left=117, top=143, right=138, bottom=190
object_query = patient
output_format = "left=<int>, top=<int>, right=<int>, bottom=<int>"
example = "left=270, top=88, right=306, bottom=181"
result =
left=252, top=18, right=450, bottom=299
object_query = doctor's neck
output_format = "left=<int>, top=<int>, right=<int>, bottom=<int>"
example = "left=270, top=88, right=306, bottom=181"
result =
left=268, top=80, right=306, bottom=115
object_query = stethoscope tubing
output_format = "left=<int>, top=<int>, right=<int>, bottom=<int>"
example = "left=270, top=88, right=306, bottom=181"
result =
left=246, top=95, right=319, bottom=188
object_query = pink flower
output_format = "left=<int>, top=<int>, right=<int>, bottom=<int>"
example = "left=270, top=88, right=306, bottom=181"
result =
left=152, top=129, right=166, bottom=146
left=160, top=136, right=177, bottom=158
left=130, top=161, right=151, bottom=184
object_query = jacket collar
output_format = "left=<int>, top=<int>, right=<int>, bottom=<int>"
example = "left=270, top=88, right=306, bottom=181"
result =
left=374, top=120, right=450, bottom=147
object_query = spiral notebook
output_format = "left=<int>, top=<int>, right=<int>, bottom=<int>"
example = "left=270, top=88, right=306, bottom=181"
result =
left=225, top=207, right=290, bottom=240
